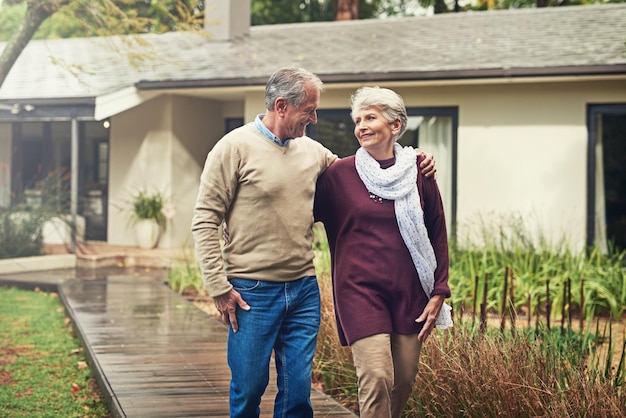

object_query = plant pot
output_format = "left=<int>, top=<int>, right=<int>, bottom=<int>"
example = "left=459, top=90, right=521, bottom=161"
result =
left=134, top=219, right=160, bottom=249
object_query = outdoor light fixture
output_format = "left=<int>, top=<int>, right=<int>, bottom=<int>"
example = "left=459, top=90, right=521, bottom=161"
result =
left=0, top=103, right=35, bottom=114
left=103, top=120, right=110, bottom=129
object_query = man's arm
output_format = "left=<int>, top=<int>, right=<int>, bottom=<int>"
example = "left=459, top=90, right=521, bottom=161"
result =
left=321, top=144, right=437, bottom=178
left=191, top=140, right=249, bottom=332
left=416, top=149, right=436, bottom=178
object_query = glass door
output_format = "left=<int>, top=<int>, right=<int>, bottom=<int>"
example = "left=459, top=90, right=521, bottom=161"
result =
left=588, top=104, right=626, bottom=253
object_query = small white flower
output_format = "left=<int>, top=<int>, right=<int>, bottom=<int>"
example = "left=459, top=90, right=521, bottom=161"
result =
left=161, top=203, right=176, bottom=220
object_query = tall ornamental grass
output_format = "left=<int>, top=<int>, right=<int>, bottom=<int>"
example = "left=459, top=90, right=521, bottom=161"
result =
left=409, top=324, right=625, bottom=417
left=310, top=220, right=625, bottom=417
left=168, top=220, right=625, bottom=417
left=449, top=214, right=625, bottom=322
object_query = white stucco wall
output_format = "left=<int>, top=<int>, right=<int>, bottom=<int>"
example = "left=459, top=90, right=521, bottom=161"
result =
left=169, top=95, right=223, bottom=248
left=107, top=94, right=223, bottom=248
left=453, top=80, right=624, bottom=251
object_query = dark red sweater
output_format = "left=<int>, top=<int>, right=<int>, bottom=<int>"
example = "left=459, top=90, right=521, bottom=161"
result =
left=314, top=155, right=450, bottom=346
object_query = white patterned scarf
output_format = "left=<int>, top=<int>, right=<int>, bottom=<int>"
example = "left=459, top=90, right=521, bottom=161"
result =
left=355, top=143, right=453, bottom=329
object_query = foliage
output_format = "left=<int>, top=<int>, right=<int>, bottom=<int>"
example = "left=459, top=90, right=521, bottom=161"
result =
left=406, top=323, right=625, bottom=417
left=0, top=0, right=205, bottom=88
left=0, top=0, right=205, bottom=40
left=40, top=0, right=204, bottom=38
left=0, top=286, right=109, bottom=417
left=449, top=214, right=626, bottom=321
left=127, top=188, right=172, bottom=230
left=0, top=210, right=44, bottom=259
left=466, top=0, right=617, bottom=12
left=251, top=0, right=382, bottom=25
left=310, top=223, right=626, bottom=415
left=0, top=170, right=73, bottom=260
left=166, top=222, right=626, bottom=415
left=0, top=1, right=25, bottom=41
left=0, top=0, right=404, bottom=41
left=168, top=251, right=206, bottom=296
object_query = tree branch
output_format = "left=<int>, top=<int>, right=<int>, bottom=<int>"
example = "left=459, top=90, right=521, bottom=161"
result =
left=0, top=0, right=73, bottom=89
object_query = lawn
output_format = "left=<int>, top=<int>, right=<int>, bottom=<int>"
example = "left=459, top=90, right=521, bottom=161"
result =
left=0, top=286, right=110, bottom=418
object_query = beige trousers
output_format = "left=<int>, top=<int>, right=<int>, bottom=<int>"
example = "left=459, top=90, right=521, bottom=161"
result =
left=351, top=333, right=423, bottom=418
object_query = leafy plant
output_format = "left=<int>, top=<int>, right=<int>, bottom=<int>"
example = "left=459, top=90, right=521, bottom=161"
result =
left=449, top=213, right=626, bottom=321
left=128, top=188, right=174, bottom=230
left=0, top=210, right=45, bottom=259
left=0, top=169, right=73, bottom=259
left=168, top=252, right=205, bottom=296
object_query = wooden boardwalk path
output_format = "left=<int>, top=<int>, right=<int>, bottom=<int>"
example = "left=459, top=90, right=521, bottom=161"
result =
left=0, top=266, right=356, bottom=418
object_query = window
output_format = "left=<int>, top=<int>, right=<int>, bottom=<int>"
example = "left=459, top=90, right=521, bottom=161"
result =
left=225, top=118, right=244, bottom=133
left=310, top=107, right=458, bottom=237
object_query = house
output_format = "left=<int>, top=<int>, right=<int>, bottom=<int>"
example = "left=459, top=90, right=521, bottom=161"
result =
left=0, top=1, right=625, bottom=253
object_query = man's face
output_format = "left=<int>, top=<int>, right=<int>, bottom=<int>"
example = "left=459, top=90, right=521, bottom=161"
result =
left=281, top=84, right=319, bottom=139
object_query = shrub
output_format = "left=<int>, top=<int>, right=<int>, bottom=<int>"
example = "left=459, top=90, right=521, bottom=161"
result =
left=0, top=170, right=71, bottom=260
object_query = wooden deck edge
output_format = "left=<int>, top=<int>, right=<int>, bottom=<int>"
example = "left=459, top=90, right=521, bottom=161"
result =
left=58, top=281, right=127, bottom=418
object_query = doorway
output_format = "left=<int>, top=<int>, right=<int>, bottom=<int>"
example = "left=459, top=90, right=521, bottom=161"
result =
left=588, top=104, right=626, bottom=254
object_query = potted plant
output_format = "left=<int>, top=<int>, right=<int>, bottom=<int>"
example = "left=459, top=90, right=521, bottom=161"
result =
left=130, top=189, right=174, bottom=249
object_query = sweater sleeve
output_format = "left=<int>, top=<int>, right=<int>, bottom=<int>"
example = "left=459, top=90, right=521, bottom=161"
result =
left=419, top=156, right=451, bottom=299
left=191, top=138, right=240, bottom=297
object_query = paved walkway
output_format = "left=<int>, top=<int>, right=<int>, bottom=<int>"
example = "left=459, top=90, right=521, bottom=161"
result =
left=0, top=263, right=356, bottom=418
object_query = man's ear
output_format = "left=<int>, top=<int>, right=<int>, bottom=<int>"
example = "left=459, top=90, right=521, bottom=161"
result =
left=275, top=98, right=287, bottom=114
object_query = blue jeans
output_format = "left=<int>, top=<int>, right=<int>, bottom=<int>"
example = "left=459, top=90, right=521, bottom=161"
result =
left=227, top=276, right=321, bottom=418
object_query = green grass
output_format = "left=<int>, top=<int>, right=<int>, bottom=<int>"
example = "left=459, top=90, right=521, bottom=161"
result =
left=0, top=287, right=110, bottom=418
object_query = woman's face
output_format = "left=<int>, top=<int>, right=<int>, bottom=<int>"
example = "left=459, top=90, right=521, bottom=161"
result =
left=353, top=106, right=401, bottom=160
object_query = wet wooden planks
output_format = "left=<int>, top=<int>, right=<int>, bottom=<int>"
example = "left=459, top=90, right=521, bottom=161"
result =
left=59, top=273, right=356, bottom=418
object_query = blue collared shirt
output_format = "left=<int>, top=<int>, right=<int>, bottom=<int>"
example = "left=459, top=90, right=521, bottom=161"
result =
left=254, top=114, right=293, bottom=147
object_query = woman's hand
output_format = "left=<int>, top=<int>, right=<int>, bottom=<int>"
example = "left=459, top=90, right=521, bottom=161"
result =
left=415, top=294, right=445, bottom=342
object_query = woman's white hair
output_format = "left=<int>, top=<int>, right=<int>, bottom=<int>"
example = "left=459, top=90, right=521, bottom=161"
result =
left=350, top=86, right=408, bottom=139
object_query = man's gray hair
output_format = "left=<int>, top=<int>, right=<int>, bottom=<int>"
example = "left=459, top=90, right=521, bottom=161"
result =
left=265, top=67, right=324, bottom=110
left=350, top=86, right=408, bottom=139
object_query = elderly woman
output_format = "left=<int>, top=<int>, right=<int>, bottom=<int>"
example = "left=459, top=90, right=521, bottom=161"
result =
left=314, top=86, right=452, bottom=418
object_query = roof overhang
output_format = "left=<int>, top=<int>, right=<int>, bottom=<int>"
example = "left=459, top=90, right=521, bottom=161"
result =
left=134, top=64, right=626, bottom=92
left=0, top=97, right=95, bottom=122
left=94, top=86, right=163, bottom=121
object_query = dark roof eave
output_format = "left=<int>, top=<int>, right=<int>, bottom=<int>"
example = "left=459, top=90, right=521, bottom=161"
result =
left=134, top=64, right=626, bottom=91
left=0, top=97, right=96, bottom=106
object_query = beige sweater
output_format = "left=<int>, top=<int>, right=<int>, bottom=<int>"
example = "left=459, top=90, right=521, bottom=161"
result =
left=191, top=123, right=338, bottom=297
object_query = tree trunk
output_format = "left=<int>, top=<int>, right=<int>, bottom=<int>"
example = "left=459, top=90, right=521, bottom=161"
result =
left=434, top=0, right=449, bottom=14
left=0, top=0, right=73, bottom=89
left=334, top=0, right=359, bottom=21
